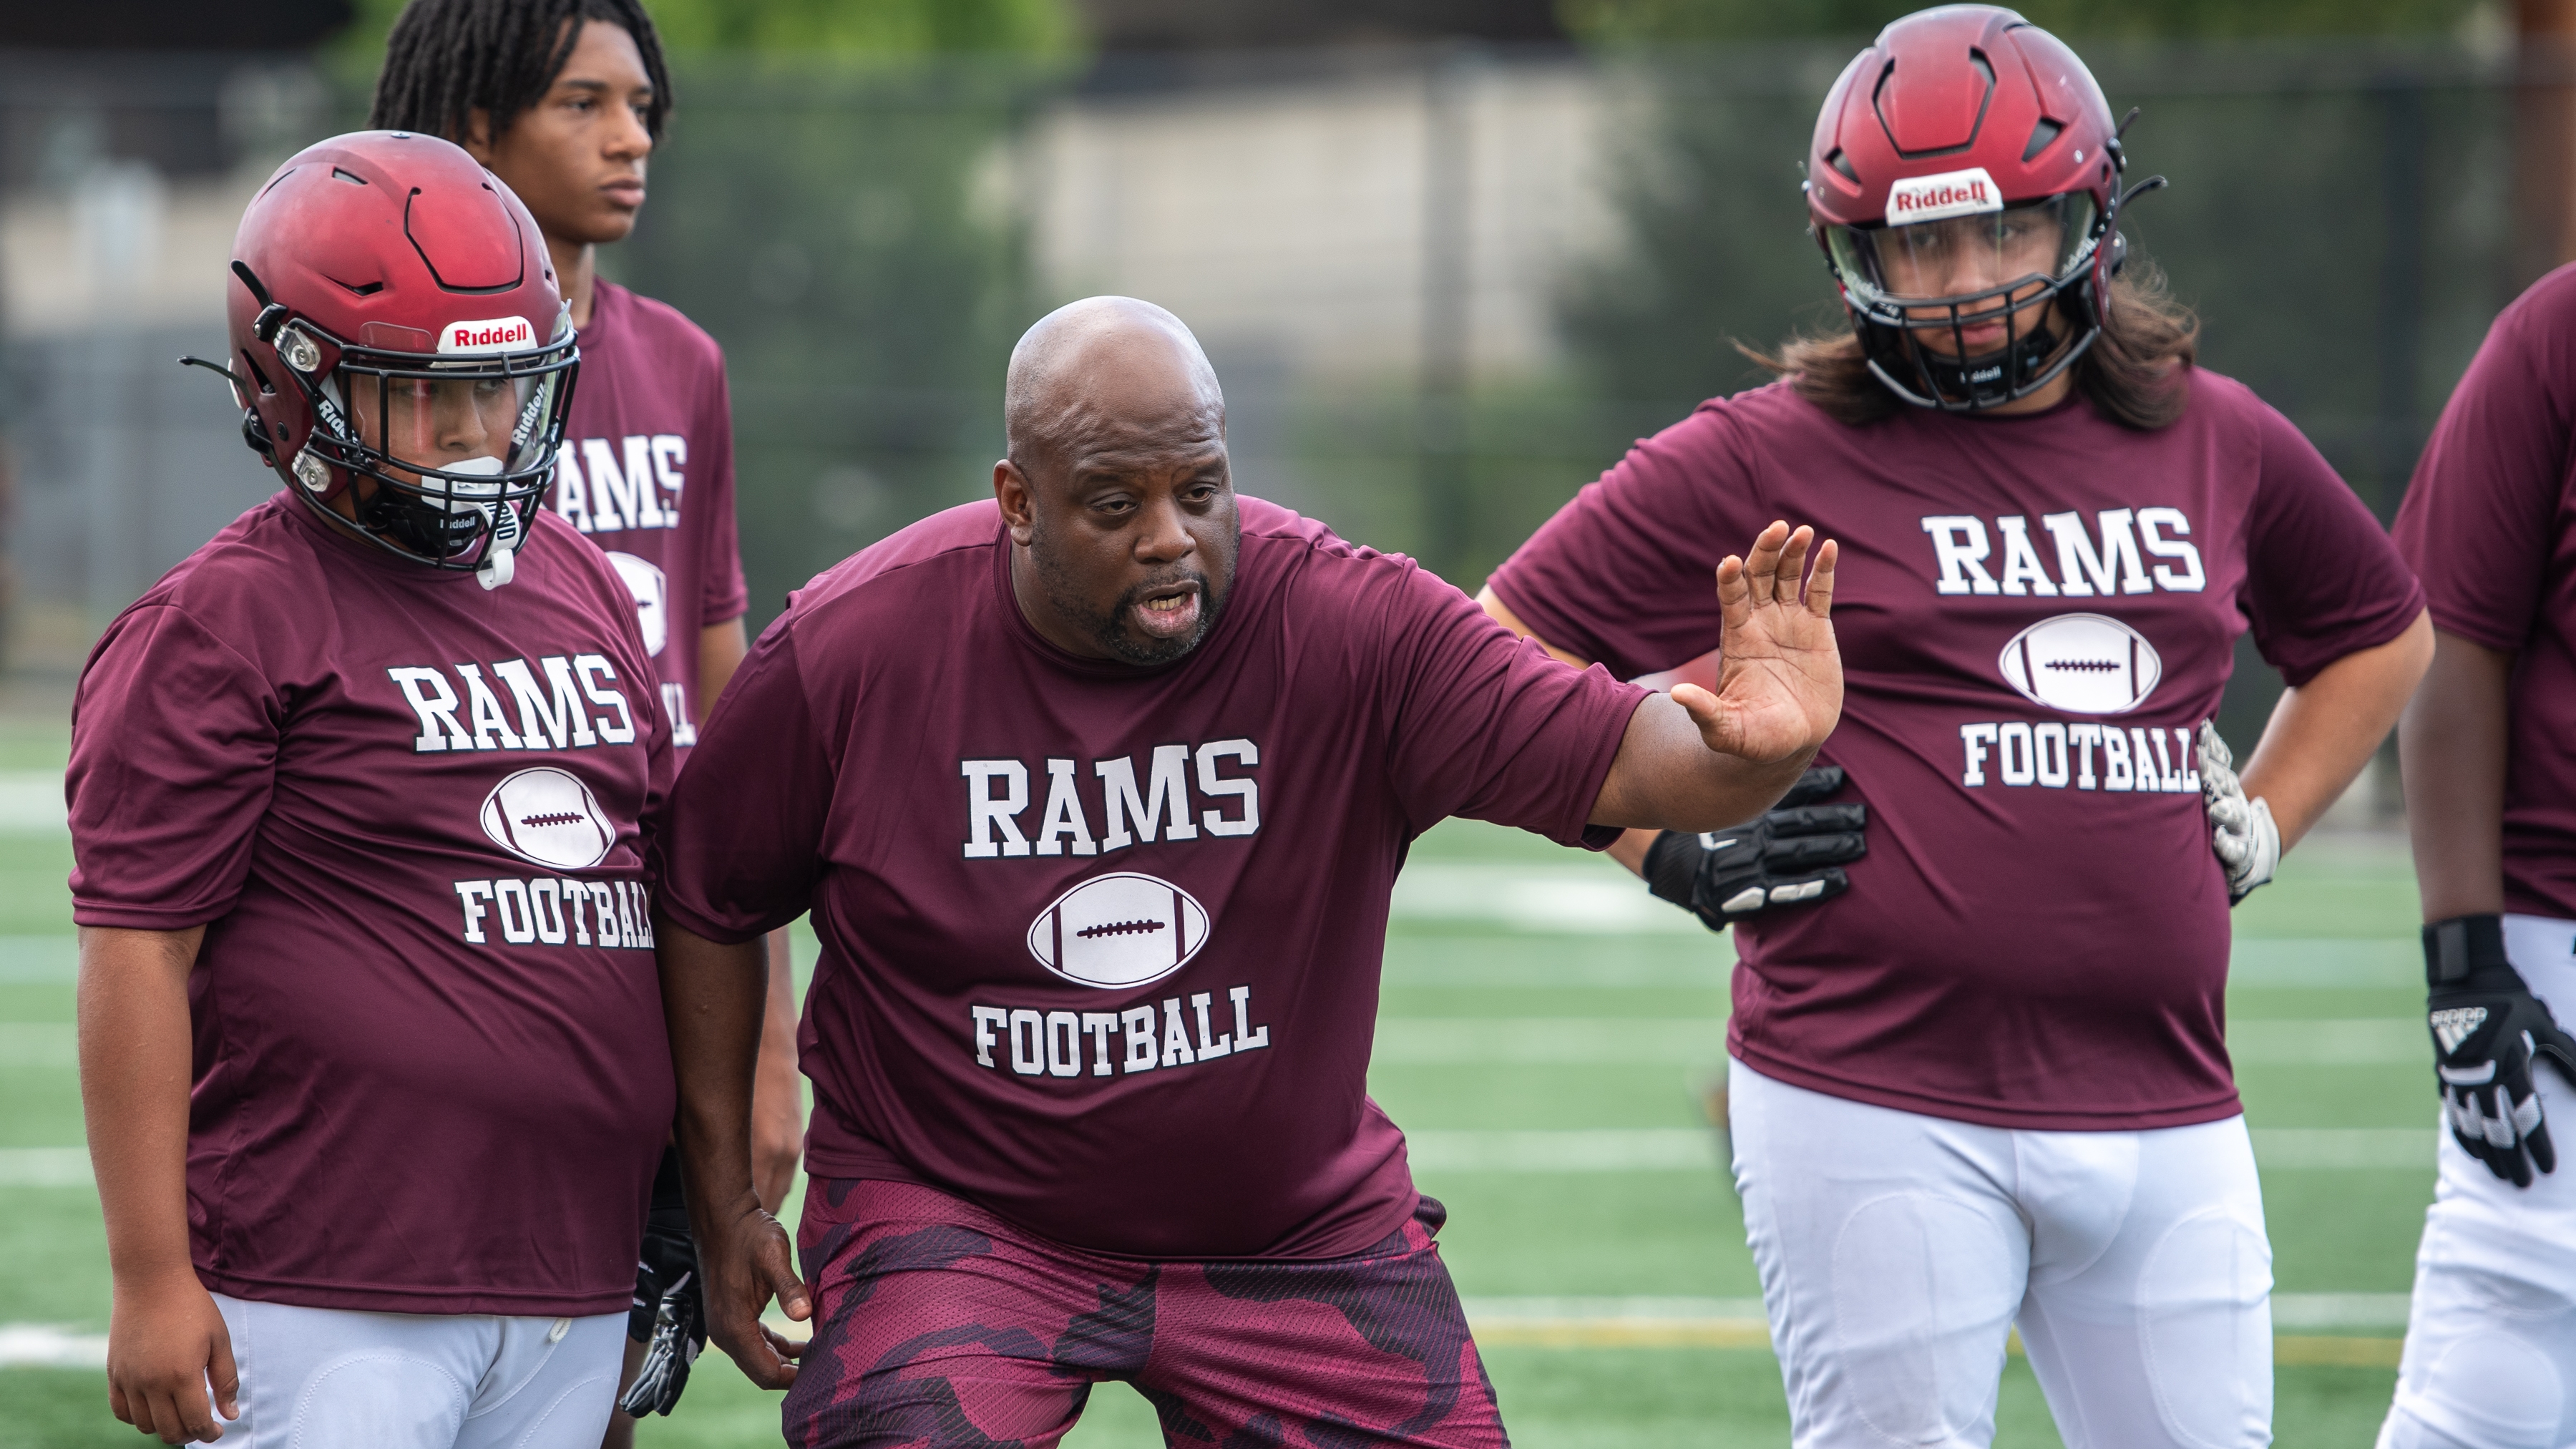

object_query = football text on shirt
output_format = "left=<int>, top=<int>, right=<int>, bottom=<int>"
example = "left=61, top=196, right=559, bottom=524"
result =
left=1956, top=721, right=2202, bottom=794
left=959, top=741, right=1272, bottom=1078
left=393, top=658, right=652, bottom=950
left=965, top=986, right=1274, bottom=1084
left=1918, top=508, right=2205, bottom=597
left=452, top=877, right=657, bottom=951
left=386, top=657, right=638, bottom=753
left=555, top=434, right=684, bottom=535
left=960, top=738, right=1261, bottom=859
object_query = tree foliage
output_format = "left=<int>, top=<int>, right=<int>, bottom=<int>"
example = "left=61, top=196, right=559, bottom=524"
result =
left=645, top=0, right=1079, bottom=57
left=1556, top=0, right=2491, bottom=42
left=333, top=0, right=1081, bottom=73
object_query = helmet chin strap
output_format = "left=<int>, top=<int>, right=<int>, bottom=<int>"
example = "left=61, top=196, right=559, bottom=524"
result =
left=477, top=497, right=522, bottom=590
left=447, top=454, right=521, bottom=590
left=1919, top=318, right=2063, bottom=405
left=1860, top=293, right=2087, bottom=412
left=352, top=454, right=523, bottom=587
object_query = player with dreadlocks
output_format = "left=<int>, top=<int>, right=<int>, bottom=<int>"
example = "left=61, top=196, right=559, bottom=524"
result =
left=372, top=1, right=802, bottom=1433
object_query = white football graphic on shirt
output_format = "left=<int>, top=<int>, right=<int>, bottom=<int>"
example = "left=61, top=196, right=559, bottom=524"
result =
left=1026, top=872, right=1209, bottom=988
left=479, top=766, right=618, bottom=870
left=606, top=552, right=668, bottom=658
left=1996, top=613, right=2163, bottom=715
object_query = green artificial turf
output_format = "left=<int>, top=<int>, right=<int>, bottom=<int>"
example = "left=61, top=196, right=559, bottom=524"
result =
left=0, top=814, right=2433, bottom=1446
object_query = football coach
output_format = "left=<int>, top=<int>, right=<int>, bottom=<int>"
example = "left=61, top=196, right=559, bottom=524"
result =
left=650, top=296, right=1843, bottom=1448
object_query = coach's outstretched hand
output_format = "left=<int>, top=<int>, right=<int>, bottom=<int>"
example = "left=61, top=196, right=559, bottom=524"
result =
left=1677, top=521, right=1841, bottom=766
left=696, top=1191, right=809, bottom=1388
left=1591, top=522, right=1843, bottom=834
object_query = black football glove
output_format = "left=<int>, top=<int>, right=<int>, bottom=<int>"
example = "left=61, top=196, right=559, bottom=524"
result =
left=2425, top=914, right=2576, bottom=1189
left=1644, top=766, right=1865, bottom=932
left=618, top=1199, right=706, bottom=1417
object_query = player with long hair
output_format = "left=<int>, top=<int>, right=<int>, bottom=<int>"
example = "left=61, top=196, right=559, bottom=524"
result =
left=370, top=1, right=801, bottom=1427
left=75, top=131, right=672, bottom=1448
left=1482, top=9, right=2430, bottom=1444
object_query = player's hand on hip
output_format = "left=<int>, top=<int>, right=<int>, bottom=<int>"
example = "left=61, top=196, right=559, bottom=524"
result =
left=1672, top=522, right=1842, bottom=766
left=1645, top=766, right=1867, bottom=927
left=105, top=1265, right=237, bottom=1443
left=2424, top=914, right=2576, bottom=1189
left=2196, top=723, right=2279, bottom=904
left=698, top=1196, right=809, bottom=1389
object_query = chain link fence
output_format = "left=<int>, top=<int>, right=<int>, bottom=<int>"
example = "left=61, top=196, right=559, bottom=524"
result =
left=0, top=38, right=2525, bottom=760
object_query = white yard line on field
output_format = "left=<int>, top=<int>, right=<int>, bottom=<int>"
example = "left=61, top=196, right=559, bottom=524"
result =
left=0, top=1324, right=107, bottom=1367
left=0, top=1148, right=90, bottom=1187
left=1464, top=1292, right=2409, bottom=1330
left=1373, top=1018, right=1729, bottom=1063
left=1367, top=1018, right=2422, bottom=1066
left=1390, top=861, right=2423, bottom=985
left=1402, top=1126, right=2437, bottom=1173
left=1448, top=1292, right=2409, bottom=1351
left=0, top=1016, right=2424, bottom=1075
left=1391, top=864, right=1699, bottom=934
left=0, top=1128, right=2439, bottom=1191
left=0, top=771, right=64, bottom=834
left=0, top=937, right=77, bottom=983
left=12, top=1302, right=2398, bottom=1370
left=736, top=1299, right=2401, bottom=1351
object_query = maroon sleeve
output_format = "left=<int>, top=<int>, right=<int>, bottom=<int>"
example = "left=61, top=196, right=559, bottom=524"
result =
left=2240, top=401, right=2428, bottom=685
left=2391, top=279, right=2575, bottom=653
left=698, top=356, right=749, bottom=627
left=1484, top=404, right=1762, bottom=680
left=68, top=605, right=280, bottom=929
left=650, top=614, right=830, bottom=943
left=1375, top=563, right=1647, bottom=847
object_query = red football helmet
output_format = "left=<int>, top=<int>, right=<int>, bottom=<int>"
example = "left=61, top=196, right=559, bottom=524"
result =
left=1805, top=6, right=2159, bottom=411
left=196, top=131, right=577, bottom=586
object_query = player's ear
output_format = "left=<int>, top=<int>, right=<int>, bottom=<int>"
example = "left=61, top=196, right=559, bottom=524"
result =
left=994, top=459, right=1037, bottom=544
left=459, top=109, right=497, bottom=165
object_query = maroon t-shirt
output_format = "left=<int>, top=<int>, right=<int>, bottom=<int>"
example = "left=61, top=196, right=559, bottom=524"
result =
left=2394, top=264, right=2576, bottom=921
left=656, top=497, right=1645, bottom=1259
left=69, top=497, right=676, bottom=1316
left=1490, top=371, right=2424, bottom=1131
left=553, top=278, right=749, bottom=743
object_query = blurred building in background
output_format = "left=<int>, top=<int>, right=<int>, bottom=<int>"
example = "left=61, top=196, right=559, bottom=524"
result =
left=0, top=3, right=346, bottom=672
left=0, top=0, right=2544, bottom=777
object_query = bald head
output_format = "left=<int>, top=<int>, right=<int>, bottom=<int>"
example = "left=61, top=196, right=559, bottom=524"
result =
left=1005, top=297, right=1224, bottom=477
left=992, top=297, right=1241, bottom=668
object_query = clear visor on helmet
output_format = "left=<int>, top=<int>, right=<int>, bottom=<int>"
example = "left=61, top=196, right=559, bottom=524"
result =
left=1827, top=192, right=2098, bottom=315
left=329, top=366, right=558, bottom=484
left=323, top=353, right=567, bottom=560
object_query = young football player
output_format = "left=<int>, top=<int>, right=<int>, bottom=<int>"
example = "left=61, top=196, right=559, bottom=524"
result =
left=371, top=1, right=800, bottom=1425
left=73, top=132, right=672, bottom=1448
left=650, top=296, right=1843, bottom=1448
left=1480, top=9, right=2430, bottom=1446
left=2382, top=265, right=2576, bottom=1448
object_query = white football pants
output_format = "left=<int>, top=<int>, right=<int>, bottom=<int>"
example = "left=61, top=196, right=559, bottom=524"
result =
left=2379, top=914, right=2576, bottom=1449
left=1730, top=1058, right=2273, bottom=1448
left=190, top=1294, right=624, bottom=1449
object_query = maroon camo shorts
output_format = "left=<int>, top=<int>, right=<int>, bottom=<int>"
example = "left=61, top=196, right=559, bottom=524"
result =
left=782, top=1179, right=1508, bottom=1449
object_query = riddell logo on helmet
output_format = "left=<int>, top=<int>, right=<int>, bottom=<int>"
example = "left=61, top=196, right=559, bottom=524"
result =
left=438, top=316, right=535, bottom=355
left=1887, top=167, right=2004, bottom=225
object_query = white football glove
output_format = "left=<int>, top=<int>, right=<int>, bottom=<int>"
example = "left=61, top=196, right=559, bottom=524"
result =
left=2197, top=721, right=2278, bottom=905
